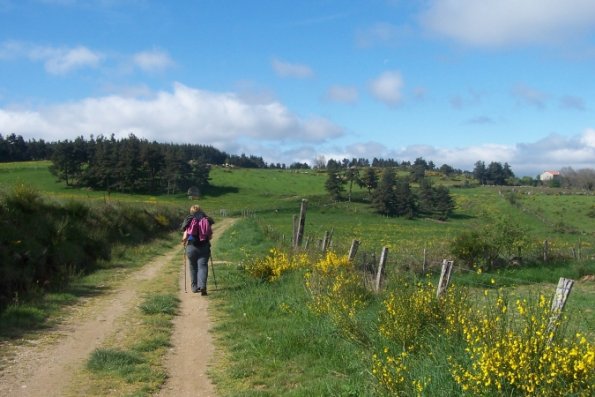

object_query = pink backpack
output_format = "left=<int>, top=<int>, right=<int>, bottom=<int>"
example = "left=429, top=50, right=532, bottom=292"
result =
left=187, top=216, right=212, bottom=241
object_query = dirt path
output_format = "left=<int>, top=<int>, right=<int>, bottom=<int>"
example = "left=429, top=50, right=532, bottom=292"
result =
left=158, top=217, right=236, bottom=397
left=0, top=217, right=236, bottom=397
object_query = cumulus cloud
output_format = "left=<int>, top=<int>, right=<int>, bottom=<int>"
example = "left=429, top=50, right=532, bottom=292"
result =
left=0, top=82, right=343, bottom=149
left=271, top=58, right=314, bottom=78
left=369, top=71, right=404, bottom=106
left=326, top=85, right=358, bottom=104
left=0, top=41, right=101, bottom=74
left=419, top=0, right=595, bottom=47
left=132, top=49, right=174, bottom=72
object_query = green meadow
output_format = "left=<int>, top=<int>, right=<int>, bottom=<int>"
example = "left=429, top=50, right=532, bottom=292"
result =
left=1, top=161, right=594, bottom=396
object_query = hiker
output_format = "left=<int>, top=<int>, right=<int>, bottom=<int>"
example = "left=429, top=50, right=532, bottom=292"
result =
left=181, top=204, right=213, bottom=295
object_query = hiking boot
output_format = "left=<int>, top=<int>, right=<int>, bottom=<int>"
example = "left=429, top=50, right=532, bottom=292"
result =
left=201, top=289, right=208, bottom=296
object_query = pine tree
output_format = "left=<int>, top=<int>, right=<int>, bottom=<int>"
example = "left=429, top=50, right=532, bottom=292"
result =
left=325, top=167, right=344, bottom=201
left=373, top=168, right=398, bottom=216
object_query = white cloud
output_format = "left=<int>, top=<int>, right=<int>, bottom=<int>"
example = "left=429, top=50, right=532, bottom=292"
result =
left=559, top=95, right=586, bottom=111
left=419, top=0, right=595, bottom=47
left=326, top=85, right=358, bottom=104
left=132, top=49, right=174, bottom=72
left=271, top=58, right=314, bottom=79
left=0, top=82, right=343, bottom=150
left=355, top=22, right=408, bottom=48
left=0, top=41, right=102, bottom=74
left=42, top=46, right=102, bottom=74
left=512, top=83, right=548, bottom=109
left=580, top=128, right=595, bottom=147
left=369, top=71, right=403, bottom=106
left=316, top=130, right=595, bottom=177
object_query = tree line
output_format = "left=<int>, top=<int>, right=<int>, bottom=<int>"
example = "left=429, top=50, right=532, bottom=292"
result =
left=49, top=134, right=227, bottom=194
left=325, top=166, right=455, bottom=220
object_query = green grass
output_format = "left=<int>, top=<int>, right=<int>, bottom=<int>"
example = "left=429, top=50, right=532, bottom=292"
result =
left=208, top=215, right=594, bottom=396
left=138, top=294, right=179, bottom=315
left=210, top=267, right=379, bottom=396
left=1, top=161, right=594, bottom=395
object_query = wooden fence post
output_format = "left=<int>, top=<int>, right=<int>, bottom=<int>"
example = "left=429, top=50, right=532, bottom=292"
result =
left=543, top=240, right=549, bottom=262
left=348, top=239, right=360, bottom=261
left=374, top=247, right=389, bottom=292
left=436, top=259, right=454, bottom=298
left=547, top=277, right=574, bottom=337
left=292, top=214, right=297, bottom=246
left=322, top=231, right=330, bottom=252
left=294, top=199, right=307, bottom=249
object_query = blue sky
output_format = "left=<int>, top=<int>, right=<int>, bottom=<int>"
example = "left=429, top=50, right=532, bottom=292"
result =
left=1, top=0, right=594, bottom=177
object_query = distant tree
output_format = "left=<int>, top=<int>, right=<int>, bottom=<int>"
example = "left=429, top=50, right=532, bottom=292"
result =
left=418, top=179, right=455, bottom=220
left=394, top=178, right=416, bottom=218
left=473, top=161, right=487, bottom=184
left=163, top=147, right=191, bottom=195
left=372, top=168, right=398, bottom=216
left=344, top=166, right=360, bottom=202
left=433, top=185, right=455, bottom=220
left=141, top=141, right=165, bottom=192
left=326, top=158, right=341, bottom=169
left=49, top=137, right=88, bottom=186
left=313, top=155, right=326, bottom=169
left=560, top=167, right=595, bottom=190
left=188, top=159, right=211, bottom=188
left=325, top=167, right=344, bottom=201
left=289, top=162, right=310, bottom=169
left=359, top=167, right=379, bottom=194
left=411, top=157, right=427, bottom=182
left=439, top=163, right=455, bottom=176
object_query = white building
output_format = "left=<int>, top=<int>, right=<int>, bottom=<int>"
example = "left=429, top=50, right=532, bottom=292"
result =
left=539, top=170, right=560, bottom=181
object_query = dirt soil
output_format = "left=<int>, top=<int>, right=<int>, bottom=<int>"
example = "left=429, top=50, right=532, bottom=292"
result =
left=0, top=217, right=236, bottom=397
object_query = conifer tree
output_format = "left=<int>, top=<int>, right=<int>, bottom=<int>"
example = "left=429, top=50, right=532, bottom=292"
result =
left=325, top=167, right=344, bottom=201
left=373, top=168, right=398, bottom=216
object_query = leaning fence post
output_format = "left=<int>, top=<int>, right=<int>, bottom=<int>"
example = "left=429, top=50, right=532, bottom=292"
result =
left=348, top=239, right=360, bottom=261
left=294, top=199, right=307, bottom=249
left=292, top=214, right=297, bottom=246
left=322, top=231, right=330, bottom=252
left=547, top=277, right=575, bottom=338
left=374, top=247, right=389, bottom=292
left=436, top=259, right=454, bottom=298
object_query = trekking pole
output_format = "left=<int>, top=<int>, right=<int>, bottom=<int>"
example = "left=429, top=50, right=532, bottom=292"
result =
left=209, top=254, right=218, bottom=290
left=183, top=243, right=187, bottom=293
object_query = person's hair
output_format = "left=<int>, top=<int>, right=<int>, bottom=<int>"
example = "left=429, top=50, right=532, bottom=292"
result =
left=190, top=204, right=201, bottom=214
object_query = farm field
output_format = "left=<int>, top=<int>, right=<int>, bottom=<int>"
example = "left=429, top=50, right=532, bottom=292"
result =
left=1, top=161, right=594, bottom=396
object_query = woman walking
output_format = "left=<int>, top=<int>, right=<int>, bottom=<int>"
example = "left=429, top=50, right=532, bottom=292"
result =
left=181, top=205, right=213, bottom=295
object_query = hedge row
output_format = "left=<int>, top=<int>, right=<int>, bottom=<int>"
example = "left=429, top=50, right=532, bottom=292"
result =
left=0, top=185, right=182, bottom=308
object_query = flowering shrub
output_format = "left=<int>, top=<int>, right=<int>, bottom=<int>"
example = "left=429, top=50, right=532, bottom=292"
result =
left=449, top=293, right=595, bottom=396
left=373, top=279, right=470, bottom=394
left=305, top=251, right=368, bottom=340
left=378, top=279, right=470, bottom=350
left=244, top=248, right=308, bottom=281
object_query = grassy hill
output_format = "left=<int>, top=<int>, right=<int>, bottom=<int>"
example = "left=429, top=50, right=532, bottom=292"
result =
left=1, top=161, right=594, bottom=396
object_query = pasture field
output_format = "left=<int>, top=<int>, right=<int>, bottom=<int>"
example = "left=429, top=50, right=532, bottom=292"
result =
left=1, top=161, right=594, bottom=395
left=1, top=161, right=593, bottom=264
